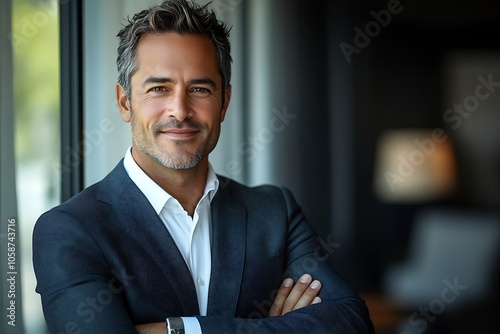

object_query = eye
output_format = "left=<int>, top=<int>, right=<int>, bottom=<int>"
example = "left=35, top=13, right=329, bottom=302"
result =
left=148, top=86, right=167, bottom=92
left=191, top=87, right=211, bottom=94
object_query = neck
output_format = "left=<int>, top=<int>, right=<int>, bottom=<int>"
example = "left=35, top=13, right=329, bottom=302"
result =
left=131, top=146, right=209, bottom=217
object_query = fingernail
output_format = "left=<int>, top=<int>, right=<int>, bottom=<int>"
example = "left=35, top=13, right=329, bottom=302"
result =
left=310, top=280, right=320, bottom=289
left=299, top=274, right=311, bottom=284
left=312, top=296, right=322, bottom=304
left=283, top=278, right=293, bottom=287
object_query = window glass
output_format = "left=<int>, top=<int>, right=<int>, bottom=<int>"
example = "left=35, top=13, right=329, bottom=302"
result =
left=12, top=0, right=60, bottom=332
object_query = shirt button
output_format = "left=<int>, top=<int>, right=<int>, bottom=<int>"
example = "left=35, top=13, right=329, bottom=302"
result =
left=197, top=278, right=205, bottom=286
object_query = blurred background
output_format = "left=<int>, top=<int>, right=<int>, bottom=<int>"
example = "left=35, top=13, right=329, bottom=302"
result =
left=1, top=0, right=500, bottom=333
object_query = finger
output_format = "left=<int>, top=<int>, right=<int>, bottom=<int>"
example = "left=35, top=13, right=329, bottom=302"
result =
left=282, top=274, right=312, bottom=314
left=268, top=278, right=294, bottom=317
left=292, top=280, right=322, bottom=310
left=312, top=296, right=322, bottom=305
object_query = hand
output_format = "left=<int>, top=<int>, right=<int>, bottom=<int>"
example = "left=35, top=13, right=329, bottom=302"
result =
left=268, top=274, right=322, bottom=316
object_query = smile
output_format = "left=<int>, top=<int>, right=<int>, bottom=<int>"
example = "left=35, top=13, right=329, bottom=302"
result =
left=158, top=129, right=200, bottom=140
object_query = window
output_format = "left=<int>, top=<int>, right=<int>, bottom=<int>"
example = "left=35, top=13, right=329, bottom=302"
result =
left=1, top=0, right=60, bottom=332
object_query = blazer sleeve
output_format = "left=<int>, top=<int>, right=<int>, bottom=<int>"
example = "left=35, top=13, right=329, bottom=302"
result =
left=33, top=209, right=138, bottom=334
left=194, top=187, right=375, bottom=333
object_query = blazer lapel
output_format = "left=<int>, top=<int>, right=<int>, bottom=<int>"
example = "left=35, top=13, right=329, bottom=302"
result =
left=207, top=184, right=247, bottom=316
left=101, top=161, right=200, bottom=315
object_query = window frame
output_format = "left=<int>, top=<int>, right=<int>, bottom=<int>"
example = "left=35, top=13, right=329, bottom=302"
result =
left=60, top=0, right=85, bottom=201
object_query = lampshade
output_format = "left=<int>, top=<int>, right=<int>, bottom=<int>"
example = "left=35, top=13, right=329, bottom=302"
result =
left=373, top=129, right=457, bottom=203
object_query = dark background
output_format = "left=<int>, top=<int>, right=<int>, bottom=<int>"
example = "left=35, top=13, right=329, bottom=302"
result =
left=251, top=0, right=500, bottom=332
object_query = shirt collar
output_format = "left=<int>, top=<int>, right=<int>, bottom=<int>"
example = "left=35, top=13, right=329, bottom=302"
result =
left=123, top=147, right=219, bottom=215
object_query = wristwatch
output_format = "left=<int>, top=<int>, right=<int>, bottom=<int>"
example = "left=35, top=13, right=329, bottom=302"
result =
left=166, top=317, right=185, bottom=334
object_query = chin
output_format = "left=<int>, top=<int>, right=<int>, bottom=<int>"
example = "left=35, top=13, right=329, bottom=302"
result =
left=154, top=151, right=203, bottom=170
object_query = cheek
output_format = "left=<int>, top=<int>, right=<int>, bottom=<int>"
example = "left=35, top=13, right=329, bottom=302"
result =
left=138, top=98, right=166, bottom=115
left=197, top=99, right=224, bottom=122
left=148, top=97, right=167, bottom=108
left=132, top=99, right=165, bottom=126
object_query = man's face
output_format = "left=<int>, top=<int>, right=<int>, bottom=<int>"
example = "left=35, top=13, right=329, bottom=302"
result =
left=118, top=32, right=231, bottom=170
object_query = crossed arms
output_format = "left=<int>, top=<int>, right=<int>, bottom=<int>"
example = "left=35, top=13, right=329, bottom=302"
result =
left=136, top=273, right=324, bottom=333
left=33, top=177, right=374, bottom=334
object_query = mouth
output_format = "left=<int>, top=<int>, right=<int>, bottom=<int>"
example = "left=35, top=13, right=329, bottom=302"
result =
left=158, top=129, right=200, bottom=140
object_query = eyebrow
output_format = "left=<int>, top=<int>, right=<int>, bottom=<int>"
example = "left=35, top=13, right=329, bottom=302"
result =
left=142, top=76, right=217, bottom=89
left=142, top=76, right=173, bottom=87
left=188, top=78, right=217, bottom=89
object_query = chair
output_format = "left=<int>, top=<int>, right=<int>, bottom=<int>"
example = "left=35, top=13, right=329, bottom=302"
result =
left=383, top=207, right=500, bottom=309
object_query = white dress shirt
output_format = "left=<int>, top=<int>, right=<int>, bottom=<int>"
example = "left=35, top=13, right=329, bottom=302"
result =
left=124, top=147, right=218, bottom=333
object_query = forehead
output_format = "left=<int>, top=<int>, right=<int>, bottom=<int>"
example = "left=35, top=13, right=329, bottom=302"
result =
left=134, top=32, right=219, bottom=79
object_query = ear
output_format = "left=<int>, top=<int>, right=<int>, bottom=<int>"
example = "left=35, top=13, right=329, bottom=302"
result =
left=220, top=84, right=232, bottom=123
left=116, top=83, right=132, bottom=123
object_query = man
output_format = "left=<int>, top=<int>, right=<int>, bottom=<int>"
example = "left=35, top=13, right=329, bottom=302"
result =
left=33, top=1, right=374, bottom=333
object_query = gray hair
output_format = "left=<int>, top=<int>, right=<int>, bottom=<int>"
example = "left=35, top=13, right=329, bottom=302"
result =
left=116, top=0, right=232, bottom=99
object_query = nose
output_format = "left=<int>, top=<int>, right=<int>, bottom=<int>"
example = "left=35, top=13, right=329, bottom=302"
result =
left=167, top=90, right=191, bottom=121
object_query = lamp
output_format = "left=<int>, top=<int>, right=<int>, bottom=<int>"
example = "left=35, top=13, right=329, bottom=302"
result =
left=373, top=129, right=457, bottom=203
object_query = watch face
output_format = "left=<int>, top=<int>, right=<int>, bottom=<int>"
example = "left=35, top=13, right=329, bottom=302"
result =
left=167, top=317, right=185, bottom=333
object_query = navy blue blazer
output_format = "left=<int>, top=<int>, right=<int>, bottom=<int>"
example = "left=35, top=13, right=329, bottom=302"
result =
left=33, top=161, right=374, bottom=333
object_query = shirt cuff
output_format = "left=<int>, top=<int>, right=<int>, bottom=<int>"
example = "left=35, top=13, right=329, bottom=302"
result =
left=181, top=317, right=202, bottom=334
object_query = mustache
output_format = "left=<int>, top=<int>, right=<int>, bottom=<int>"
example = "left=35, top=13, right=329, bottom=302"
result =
left=153, top=119, right=204, bottom=133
